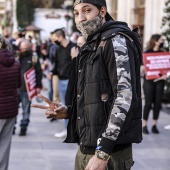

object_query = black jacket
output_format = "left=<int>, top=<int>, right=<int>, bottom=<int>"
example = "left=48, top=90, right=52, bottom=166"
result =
left=52, top=41, right=75, bottom=80
left=19, top=51, right=42, bottom=92
left=65, top=21, right=142, bottom=154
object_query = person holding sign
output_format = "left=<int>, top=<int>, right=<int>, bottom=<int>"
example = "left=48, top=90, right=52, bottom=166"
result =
left=142, top=34, right=166, bottom=134
left=18, top=40, right=42, bottom=136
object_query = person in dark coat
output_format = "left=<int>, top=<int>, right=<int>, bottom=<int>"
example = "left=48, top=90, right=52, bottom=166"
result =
left=18, top=40, right=42, bottom=136
left=65, top=35, right=86, bottom=106
left=31, top=0, right=143, bottom=169
left=0, top=34, right=21, bottom=170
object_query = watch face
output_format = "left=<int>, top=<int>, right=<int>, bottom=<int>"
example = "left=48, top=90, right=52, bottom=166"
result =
left=98, top=152, right=105, bottom=158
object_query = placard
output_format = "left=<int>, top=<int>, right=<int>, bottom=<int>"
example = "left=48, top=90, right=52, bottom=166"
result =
left=143, top=52, right=170, bottom=80
left=24, top=67, right=37, bottom=100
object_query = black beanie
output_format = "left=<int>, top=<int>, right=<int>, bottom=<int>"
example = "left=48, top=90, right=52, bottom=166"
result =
left=73, top=0, right=113, bottom=21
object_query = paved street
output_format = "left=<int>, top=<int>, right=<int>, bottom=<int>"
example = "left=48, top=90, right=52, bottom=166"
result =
left=9, top=79, right=170, bottom=170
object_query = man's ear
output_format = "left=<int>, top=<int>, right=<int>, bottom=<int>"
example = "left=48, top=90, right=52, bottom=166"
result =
left=100, top=6, right=107, bottom=18
left=0, top=42, right=2, bottom=49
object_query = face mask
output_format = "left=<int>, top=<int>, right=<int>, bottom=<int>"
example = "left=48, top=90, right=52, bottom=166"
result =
left=159, top=42, right=164, bottom=48
left=20, top=50, right=31, bottom=56
left=76, top=14, right=103, bottom=39
left=54, top=40, right=61, bottom=46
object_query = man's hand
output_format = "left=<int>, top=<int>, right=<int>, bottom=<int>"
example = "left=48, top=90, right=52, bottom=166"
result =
left=36, top=88, right=41, bottom=94
left=31, top=94, right=68, bottom=119
left=71, top=46, right=79, bottom=59
left=47, top=72, right=53, bottom=80
left=85, top=155, right=108, bottom=170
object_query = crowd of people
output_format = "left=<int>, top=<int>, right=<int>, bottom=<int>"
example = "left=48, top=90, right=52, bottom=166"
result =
left=0, top=26, right=86, bottom=170
left=0, top=0, right=169, bottom=169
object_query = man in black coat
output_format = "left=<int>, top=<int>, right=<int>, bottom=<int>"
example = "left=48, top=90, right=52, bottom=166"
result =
left=32, top=0, right=143, bottom=169
left=19, top=40, right=42, bottom=136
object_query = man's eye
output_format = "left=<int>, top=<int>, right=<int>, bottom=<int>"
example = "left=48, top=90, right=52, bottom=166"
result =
left=85, top=9, right=91, bottom=13
left=74, top=13, right=78, bottom=17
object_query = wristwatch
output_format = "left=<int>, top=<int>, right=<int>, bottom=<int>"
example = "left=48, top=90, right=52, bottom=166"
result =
left=95, top=150, right=110, bottom=161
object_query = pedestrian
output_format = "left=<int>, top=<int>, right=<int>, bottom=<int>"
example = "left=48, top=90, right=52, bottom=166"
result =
left=47, top=32, right=60, bottom=103
left=31, top=0, right=143, bottom=169
left=0, top=34, right=21, bottom=170
left=141, top=34, right=166, bottom=134
left=50, top=28, right=76, bottom=138
left=66, top=35, right=86, bottom=106
left=70, top=32, right=81, bottom=43
left=18, top=40, right=42, bottom=136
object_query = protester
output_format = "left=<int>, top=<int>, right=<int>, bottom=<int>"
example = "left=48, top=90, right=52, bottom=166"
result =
left=0, top=34, right=21, bottom=170
left=49, top=28, right=76, bottom=138
left=47, top=32, right=59, bottom=103
left=43, top=32, right=59, bottom=122
left=142, top=34, right=166, bottom=134
left=15, top=27, right=26, bottom=49
left=18, top=40, right=42, bottom=136
left=70, top=31, right=81, bottom=43
left=76, top=35, right=86, bottom=48
left=66, top=35, right=86, bottom=106
left=32, top=0, right=143, bottom=169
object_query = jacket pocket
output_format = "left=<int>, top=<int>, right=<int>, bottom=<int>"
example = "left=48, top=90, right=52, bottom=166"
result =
left=86, top=54, right=100, bottom=65
left=124, top=158, right=134, bottom=170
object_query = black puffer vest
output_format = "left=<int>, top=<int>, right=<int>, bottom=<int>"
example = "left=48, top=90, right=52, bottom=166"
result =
left=65, top=21, right=142, bottom=153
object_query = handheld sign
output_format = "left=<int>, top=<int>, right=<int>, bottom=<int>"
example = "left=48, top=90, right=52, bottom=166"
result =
left=24, top=67, right=37, bottom=100
left=143, top=52, right=170, bottom=80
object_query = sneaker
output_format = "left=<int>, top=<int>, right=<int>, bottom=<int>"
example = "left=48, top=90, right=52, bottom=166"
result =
left=54, top=129, right=67, bottom=138
left=152, top=125, right=159, bottom=134
left=143, top=126, right=149, bottom=134
left=19, top=128, right=27, bottom=136
left=50, top=118, right=57, bottom=122
left=164, top=125, right=170, bottom=130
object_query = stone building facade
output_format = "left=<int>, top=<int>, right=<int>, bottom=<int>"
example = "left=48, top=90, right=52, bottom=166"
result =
left=106, top=0, right=166, bottom=49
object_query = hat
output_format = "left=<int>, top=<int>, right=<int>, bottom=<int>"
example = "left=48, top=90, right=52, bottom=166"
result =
left=73, top=0, right=113, bottom=21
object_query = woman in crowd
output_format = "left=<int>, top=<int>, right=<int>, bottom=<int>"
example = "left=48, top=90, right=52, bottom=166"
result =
left=0, top=34, right=21, bottom=170
left=142, top=34, right=166, bottom=134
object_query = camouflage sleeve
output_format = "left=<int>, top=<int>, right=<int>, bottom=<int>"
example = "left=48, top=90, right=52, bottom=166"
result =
left=102, top=34, right=132, bottom=141
left=97, top=34, right=133, bottom=153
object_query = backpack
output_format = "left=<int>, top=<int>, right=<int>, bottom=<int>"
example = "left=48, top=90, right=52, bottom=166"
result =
left=98, top=25, right=143, bottom=65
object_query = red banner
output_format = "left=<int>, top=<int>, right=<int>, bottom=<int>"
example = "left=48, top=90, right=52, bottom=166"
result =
left=24, top=67, right=37, bottom=100
left=143, top=52, right=170, bottom=80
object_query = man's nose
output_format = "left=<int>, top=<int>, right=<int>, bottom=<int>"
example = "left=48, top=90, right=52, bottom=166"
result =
left=78, top=13, right=86, bottom=22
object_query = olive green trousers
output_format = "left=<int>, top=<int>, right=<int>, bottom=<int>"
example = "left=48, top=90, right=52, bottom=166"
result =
left=75, top=145, right=134, bottom=170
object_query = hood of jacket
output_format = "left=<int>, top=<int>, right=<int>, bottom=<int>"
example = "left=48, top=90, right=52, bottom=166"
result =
left=0, top=50, right=15, bottom=66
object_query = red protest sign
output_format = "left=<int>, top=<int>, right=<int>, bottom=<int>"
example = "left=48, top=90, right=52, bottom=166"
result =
left=24, top=67, right=37, bottom=100
left=143, top=52, right=170, bottom=80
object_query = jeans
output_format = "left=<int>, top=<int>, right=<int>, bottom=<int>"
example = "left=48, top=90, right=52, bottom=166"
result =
left=58, top=79, right=69, bottom=128
left=19, top=92, right=31, bottom=130
left=48, top=79, right=53, bottom=101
